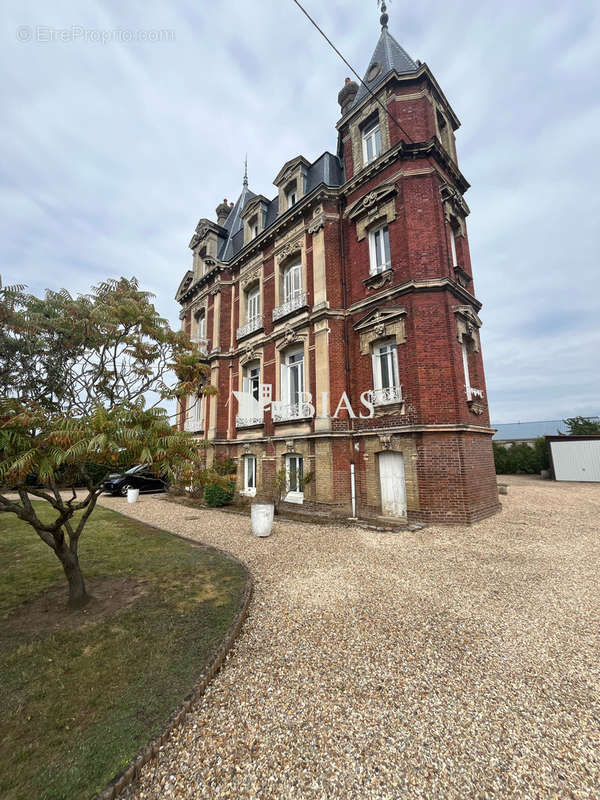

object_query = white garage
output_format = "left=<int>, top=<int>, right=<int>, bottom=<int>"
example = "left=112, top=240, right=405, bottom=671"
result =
left=547, top=436, right=600, bottom=482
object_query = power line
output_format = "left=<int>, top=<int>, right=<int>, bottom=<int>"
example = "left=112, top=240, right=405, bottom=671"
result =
left=290, top=0, right=416, bottom=145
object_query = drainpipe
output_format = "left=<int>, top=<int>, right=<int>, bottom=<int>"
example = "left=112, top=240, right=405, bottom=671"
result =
left=350, top=462, right=356, bottom=519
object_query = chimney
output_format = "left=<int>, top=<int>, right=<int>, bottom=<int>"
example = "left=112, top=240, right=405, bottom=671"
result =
left=216, top=198, right=231, bottom=226
left=338, top=77, right=358, bottom=116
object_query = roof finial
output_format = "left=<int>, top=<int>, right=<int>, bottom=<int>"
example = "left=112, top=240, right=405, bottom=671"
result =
left=378, top=0, right=389, bottom=29
left=243, top=154, right=248, bottom=188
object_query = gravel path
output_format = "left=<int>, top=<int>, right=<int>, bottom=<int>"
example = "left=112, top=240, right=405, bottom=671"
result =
left=102, top=476, right=600, bottom=800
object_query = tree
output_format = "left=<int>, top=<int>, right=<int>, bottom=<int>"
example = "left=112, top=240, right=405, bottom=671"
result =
left=0, top=278, right=212, bottom=608
left=564, top=416, right=600, bottom=435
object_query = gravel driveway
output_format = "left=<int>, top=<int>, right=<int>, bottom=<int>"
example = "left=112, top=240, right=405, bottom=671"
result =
left=101, top=476, right=600, bottom=800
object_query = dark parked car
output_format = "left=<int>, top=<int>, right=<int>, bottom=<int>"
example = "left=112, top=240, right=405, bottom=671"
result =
left=103, top=465, right=168, bottom=496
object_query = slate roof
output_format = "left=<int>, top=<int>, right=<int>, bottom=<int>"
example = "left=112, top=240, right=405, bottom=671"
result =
left=352, top=27, right=418, bottom=108
left=216, top=152, right=343, bottom=263
left=492, top=420, right=571, bottom=441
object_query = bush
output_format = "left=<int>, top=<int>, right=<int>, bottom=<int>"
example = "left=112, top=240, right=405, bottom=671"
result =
left=493, top=438, right=549, bottom=475
left=203, top=479, right=235, bottom=507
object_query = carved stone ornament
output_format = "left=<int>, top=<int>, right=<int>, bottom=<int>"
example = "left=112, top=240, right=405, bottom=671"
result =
left=346, top=182, right=398, bottom=223
left=243, top=443, right=251, bottom=453
left=355, top=307, right=408, bottom=355
left=286, top=439, right=295, bottom=452
left=454, top=305, right=482, bottom=352
left=468, top=399, right=486, bottom=416
left=195, top=223, right=210, bottom=239
left=276, top=237, right=303, bottom=263
left=379, top=434, right=392, bottom=450
left=241, top=268, right=261, bottom=290
left=240, top=346, right=259, bottom=366
left=308, top=215, right=325, bottom=235
left=364, top=267, right=393, bottom=291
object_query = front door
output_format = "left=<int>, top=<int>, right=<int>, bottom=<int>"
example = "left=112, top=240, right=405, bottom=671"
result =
left=379, top=452, right=407, bottom=517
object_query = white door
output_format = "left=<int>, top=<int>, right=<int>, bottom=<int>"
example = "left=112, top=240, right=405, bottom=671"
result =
left=379, top=452, right=407, bottom=517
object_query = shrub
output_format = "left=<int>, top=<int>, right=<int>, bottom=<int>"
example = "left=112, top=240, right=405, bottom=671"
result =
left=493, top=438, right=549, bottom=475
left=203, top=478, right=235, bottom=507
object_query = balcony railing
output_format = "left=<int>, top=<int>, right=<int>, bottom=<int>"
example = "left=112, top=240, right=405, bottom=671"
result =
left=236, top=315, right=263, bottom=340
left=367, top=386, right=403, bottom=406
left=190, top=335, right=209, bottom=354
left=236, top=414, right=264, bottom=428
left=466, top=387, right=484, bottom=401
left=272, top=291, right=307, bottom=322
left=271, top=400, right=313, bottom=422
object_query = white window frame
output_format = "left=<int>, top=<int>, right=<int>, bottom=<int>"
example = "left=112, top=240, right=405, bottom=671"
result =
left=449, top=225, right=458, bottom=268
left=362, top=119, right=382, bottom=164
left=246, top=285, right=260, bottom=324
left=285, top=454, right=304, bottom=503
left=243, top=360, right=261, bottom=402
left=371, top=340, right=401, bottom=404
left=282, top=260, right=302, bottom=304
left=368, top=225, right=391, bottom=275
left=252, top=223, right=259, bottom=239
left=242, top=454, right=257, bottom=496
left=286, top=188, right=298, bottom=208
left=281, top=347, right=305, bottom=406
left=462, top=338, right=472, bottom=401
left=194, top=310, right=206, bottom=341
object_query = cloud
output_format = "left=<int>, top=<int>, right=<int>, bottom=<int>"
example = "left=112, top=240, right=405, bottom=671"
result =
left=1, top=0, right=599, bottom=424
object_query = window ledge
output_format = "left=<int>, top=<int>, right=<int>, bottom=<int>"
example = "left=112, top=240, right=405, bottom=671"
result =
left=284, top=491, right=304, bottom=505
left=240, top=488, right=257, bottom=497
left=364, top=267, right=393, bottom=291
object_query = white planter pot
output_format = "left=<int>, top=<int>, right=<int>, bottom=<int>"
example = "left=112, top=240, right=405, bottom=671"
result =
left=127, top=488, right=140, bottom=504
left=251, top=503, right=274, bottom=538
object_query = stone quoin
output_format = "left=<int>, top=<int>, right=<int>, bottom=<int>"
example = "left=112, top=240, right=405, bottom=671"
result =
left=176, top=8, right=500, bottom=524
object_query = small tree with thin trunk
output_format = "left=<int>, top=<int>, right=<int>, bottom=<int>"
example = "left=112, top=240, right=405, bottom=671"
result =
left=0, top=277, right=212, bottom=608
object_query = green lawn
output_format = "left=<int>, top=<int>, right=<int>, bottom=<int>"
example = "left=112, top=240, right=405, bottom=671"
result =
left=0, top=503, right=249, bottom=800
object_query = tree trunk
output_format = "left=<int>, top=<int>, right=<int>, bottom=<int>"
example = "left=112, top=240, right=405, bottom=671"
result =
left=57, top=545, right=90, bottom=609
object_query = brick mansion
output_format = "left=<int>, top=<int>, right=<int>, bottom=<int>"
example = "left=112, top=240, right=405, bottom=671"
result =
left=176, top=6, right=500, bottom=524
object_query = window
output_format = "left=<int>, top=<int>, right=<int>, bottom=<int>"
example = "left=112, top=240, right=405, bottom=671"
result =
left=286, top=188, right=297, bottom=208
left=362, top=119, right=382, bottom=164
left=243, top=361, right=261, bottom=402
left=243, top=455, right=257, bottom=495
left=368, top=225, right=391, bottom=274
left=282, top=347, right=305, bottom=406
left=449, top=223, right=459, bottom=268
left=252, top=223, right=259, bottom=239
left=246, top=286, right=260, bottom=324
left=371, top=340, right=401, bottom=404
left=193, top=309, right=206, bottom=342
left=286, top=454, right=304, bottom=496
left=461, top=338, right=474, bottom=401
left=282, top=260, right=302, bottom=303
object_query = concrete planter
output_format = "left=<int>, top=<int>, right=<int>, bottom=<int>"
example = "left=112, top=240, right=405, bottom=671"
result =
left=127, top=488, right=140, bottom=504
left=250, top=503, right=274, bottom=537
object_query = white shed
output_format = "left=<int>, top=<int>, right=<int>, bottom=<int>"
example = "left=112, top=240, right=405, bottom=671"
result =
left=547, top=436, right=600, bottom=482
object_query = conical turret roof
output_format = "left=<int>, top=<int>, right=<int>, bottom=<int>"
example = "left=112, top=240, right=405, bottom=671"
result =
left=351, top=27, right=418, bottom=109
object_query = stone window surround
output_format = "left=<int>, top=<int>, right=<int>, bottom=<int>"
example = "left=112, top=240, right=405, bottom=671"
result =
left=273, top=326, right=310, bottom=414
left=346, top=182, right=398, bottom=242
left=241, top=197, right=268, bottom=245
left=350, top=101, right=391, bottom=174
left=273, top=232, right=307, bottom=311
left=454, top=305, right=481, bottom=353
left=238, top=264, right=263, bottom=327
left=275, top=160, right=309, bottom=216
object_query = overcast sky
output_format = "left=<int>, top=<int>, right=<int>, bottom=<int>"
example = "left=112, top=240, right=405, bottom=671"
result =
left=2, top=0, right=599, bottom=424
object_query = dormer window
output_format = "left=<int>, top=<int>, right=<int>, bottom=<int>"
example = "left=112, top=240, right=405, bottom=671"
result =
left=252, top=222, right=259, bottom=239
left=368, top=225, right=391, bottom=275
left=362, top=118, right=382, bottom=164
